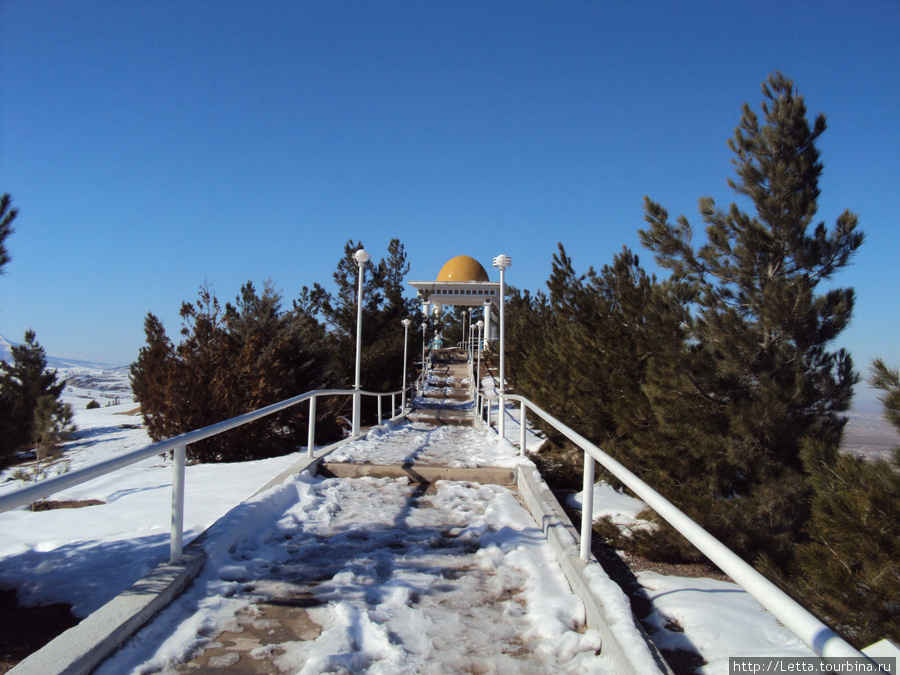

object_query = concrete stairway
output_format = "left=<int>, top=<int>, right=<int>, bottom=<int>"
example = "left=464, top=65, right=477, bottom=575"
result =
left=407, top=349, right=474, bottom=426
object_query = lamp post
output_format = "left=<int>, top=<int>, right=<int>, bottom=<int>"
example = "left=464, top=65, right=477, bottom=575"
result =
left=420, top=321, right=427, bottom=387
left=461, top=307, right=467, bottom=353
left=475, top=319, right=484, bottom=416
left=401, top=318, right=411, bottom=412
left=468, top=307, right=476, bottom=357
left=492, top=254, right=511, bottom=441
left=352, top=248, right=370, bottom=437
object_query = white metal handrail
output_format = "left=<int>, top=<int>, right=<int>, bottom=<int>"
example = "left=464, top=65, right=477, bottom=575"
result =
left=0, top=386, right=413, bottom=562
left=475, top=388, right=864, bottom=659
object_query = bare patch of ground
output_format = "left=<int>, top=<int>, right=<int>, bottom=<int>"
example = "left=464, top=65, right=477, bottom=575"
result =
left=0, top=590, right=78, bottom=674
left=115, top=406, right=142, bottom=416
left=29, top=499, right=105, bottom=511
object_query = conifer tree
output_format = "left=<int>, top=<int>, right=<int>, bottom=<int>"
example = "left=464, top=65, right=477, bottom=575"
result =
left=765, top=359, right=900, bottom=647
left=0, top=193, right=18, bottom=276
left=0, top=330, right=73, bottom=467
left=507, top=245, right=664, bottom=451
left=131, top=282, right=335, bottom=462
left=304, top=239, right=418, bottom=420
left=33, top=394, right=76, bottom=477
left=638, top=72, right=864, bottom=564
left=130, top=313, right=177, bottom=441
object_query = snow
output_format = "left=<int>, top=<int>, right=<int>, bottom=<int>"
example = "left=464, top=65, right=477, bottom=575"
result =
left=569, top=484, right=818, bottom=672
left=0, top=367, right=827, bottom=673
left=478, top=380, right=548, bottom=454
left=567, top=481, right=650, bottom=532
left=329, top=420, right=532, bottom=468
left=638, top=572, right=815, bottom=674
left=93, top=473, right=612, bottom=674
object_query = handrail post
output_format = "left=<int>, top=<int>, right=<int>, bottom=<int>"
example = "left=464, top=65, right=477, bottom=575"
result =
left=580, top=452, right=595, bottom=562
left=170, top=444, right=186, bottom=563
left=377, top=394, right=383, bottom=425
left=519, top=401, right=527, bottom=456
left=486, top=397, right=492, bottom=429
left=391, top=393, right=396, bottom=417
left=307, top=395, right=316, bottom=458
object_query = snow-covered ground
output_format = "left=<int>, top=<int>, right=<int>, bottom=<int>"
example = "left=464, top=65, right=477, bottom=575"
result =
left=565, top=482, right=818, bottom=672
left=0, top=366, right=855, bottom=674
left=95, top=471, right=613, bottom=674
left=327, top=420, right=529, bottom=468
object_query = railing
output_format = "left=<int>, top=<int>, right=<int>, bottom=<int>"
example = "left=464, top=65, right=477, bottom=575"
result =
left=414, top=347, right=434, bottom=394
left=474, top=388, right=865, bottom=660
left=0, top=386, right=414, bottom=564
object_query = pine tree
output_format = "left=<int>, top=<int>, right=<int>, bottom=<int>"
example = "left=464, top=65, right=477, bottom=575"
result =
left=131, top=281, right=336, bottom=463
left=638, top=72, right=864, bottom=564
left=130, top=313, right=177, bottom=441
left=32, top=395, right=76, bottom=477
left=0, top=330, right=72, bottom=467
left=507, top=244, right=662, bottom=449
left=305, top=239, right=418, bottom=422
left=0, top=193, right=18, bottom=276
left=763, top=359, right=900, bottom=648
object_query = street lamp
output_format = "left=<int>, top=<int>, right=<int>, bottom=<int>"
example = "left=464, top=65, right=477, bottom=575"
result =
left=401, top=318, right=411, bottom=412
left=492, top=254, right=511, bottom=441
left=461, top=307, right=467, bottom=353
left=475, top=319, right=484, bottom=413
left=352, top=248, right=370, bottom=437
left=420, top=321, right=428, bottom=388
left=468, top=307, right=476, bottom=357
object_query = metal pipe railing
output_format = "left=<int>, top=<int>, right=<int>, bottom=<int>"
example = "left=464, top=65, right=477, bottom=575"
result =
left=0, top=386, right=411, bottom=563
left=474, top=388, right=863, bottom=660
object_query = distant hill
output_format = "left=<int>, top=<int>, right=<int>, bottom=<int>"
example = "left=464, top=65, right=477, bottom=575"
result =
left=0, top=333, right=121, bottom=371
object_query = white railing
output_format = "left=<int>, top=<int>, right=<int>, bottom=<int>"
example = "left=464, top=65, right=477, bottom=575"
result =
left=0, top=386, right=414, bottom=564
left=414, top=347, right=434, bottom=394
left=474, top=389, right=865, bottom=660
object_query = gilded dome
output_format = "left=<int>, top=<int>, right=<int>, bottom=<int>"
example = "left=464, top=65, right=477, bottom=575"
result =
left=436, top=256, right=490, bottom=282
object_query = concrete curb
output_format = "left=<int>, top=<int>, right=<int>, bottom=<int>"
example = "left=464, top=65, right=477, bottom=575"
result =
left=318, top=461, right=516, bottom=486
left=11, top=410, right=665, bottom=674
left=515, top=464, right=672, bottom=674
left=9, top=548, right=207, bottom=675
left=9, top=420, right=406, bottom=675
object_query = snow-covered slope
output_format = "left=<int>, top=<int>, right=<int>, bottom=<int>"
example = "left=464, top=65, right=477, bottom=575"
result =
left=0, top=332, right=122, bottom=371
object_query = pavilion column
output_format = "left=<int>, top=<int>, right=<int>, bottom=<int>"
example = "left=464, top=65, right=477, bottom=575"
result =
left=484, top=302, right=495, bottom=341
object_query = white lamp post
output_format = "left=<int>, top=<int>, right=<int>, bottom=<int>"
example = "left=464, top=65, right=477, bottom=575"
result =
left=352, top=248, right=370, bottom=437
left=468, top=307, right=476, bottom=357
left=401, top=318, right=411, bottom=412
left=475, top=319, right=484, bottom=377
left=492, top=254, right=511, bottom=441
left=475, top=319, right=484, bottom=415
left=420, top=321, right=427, bottom=385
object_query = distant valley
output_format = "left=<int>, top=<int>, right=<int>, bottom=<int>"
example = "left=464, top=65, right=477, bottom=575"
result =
left=1, top=333, right=896, bottom=460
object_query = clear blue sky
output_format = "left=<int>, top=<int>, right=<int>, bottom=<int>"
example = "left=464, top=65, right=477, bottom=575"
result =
left=1, top=1, right=898, bottom=400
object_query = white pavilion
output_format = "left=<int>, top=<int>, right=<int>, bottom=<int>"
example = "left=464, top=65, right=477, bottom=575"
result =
left=408, top=255, right=502, bottom=342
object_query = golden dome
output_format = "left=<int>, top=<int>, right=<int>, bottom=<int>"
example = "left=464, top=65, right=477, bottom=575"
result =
left=437, top=256, right=490, bottom=282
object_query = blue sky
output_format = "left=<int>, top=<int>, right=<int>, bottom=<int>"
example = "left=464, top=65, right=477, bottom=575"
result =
left=1, top=1, right=898, bottom=400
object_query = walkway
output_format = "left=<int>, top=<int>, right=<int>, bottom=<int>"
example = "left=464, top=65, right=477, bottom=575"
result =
left=15, top=350, right=661, bottom=674
left=408, top=350, right=473, bottom=427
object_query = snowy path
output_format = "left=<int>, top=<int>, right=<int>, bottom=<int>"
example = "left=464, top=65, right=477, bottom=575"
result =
left=94, top=422, right=614, bottom=674
left=327, top=419, right=529, bottom=468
